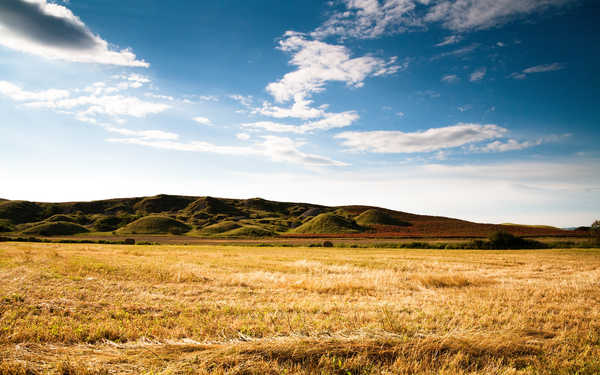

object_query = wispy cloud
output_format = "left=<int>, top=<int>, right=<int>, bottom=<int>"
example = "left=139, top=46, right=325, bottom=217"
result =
left=0, top=79, right=170, bottom=124
left=193, top=116, right=212, bottom=126
left=108, top=135, right=348, bottom=167
left=431, top=43, right=479, bottom=60
left=435, top=35, right=462, bottom=47
left=335, top=123, right=507, bottom=153
left=510, top=62, right=565, bottom=79
left=416, top=90, right=440, bottom=99
left=424, top=0, right=576, bottom=31
left=471, top=134, right=571, bottom=152
left=311, top=0, right=420, bottom=40
left=0, top=0, right=148, bottom=66
left=469, top=67, right=486, bottom=82
left=441, top=74, right=459, bottom=83
left=310, top=0, right=575, bottom=41
left=0, top=80, right=70, bottom=101
left=242, top=111, right=359, bottom=134
left=229, top=94, right=253, bottom=107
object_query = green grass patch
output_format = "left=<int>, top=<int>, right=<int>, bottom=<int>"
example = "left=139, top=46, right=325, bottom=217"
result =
left=21, top=221, right=89, bottom=236
left=198, top=220, right=241, bottom=235
left=355, top=208, right=411, bottom=227
left=118, top=215, right=190, bottom=234
left=293, top=213, right=362, bottom=234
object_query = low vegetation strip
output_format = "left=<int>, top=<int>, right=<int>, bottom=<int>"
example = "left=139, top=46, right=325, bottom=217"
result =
left=0, top=242, right=599, bottom=373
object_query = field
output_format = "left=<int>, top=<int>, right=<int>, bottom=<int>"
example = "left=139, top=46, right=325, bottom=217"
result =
left=1, top=242, right=599, bottom=374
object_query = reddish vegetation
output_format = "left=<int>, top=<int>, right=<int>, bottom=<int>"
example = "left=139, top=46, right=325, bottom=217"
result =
left=282, top=205, right=584, bottom=239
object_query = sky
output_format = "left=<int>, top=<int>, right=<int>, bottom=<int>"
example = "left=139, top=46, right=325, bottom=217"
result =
left=0, top=0, right=599, bottom=227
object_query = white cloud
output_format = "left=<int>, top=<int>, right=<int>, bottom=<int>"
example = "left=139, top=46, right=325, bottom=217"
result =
left=416, top=90, right=440, bottom=98
left=396, top=111, right=405, bottom=117
left=441, top=74, right=459, bottom=83
left=311, top=0, right=421, bottom=40
left=471, top=133, right=571, bottom=152
left=236, top=133, right=251, bottom=141
left=0, top=80, right=70, bottom=101
left=145, top=93, right=175, bottom=101
left=266, top=32, right=401, bottom=103
left=253, top=95, right=325, bottom=119
left=197, top=95, right=219, bottom=102
left=523, top=63, right=564, bottom=73
left=108, top=135, right=347, bottom=167
left=27, top=94, right=170, bottom=118
left=0, top=0, right=148, bottom=66
left=335, top=123, right=506, bottom=153
left=229, top=94, right=253, bottom=107
left=510, top=62, right=565, bottom=79
left=102, top=126, right=179, bottom=140
left=431, top=43, right=479, bottom=60
left=308, top=0, right=575, bottom=41
left=193, top=116, right=212, bottom=125
left=424, top=0, right=574, bottom=31
left=469, top=68, right=486, bottom=82
left=84, top=74, right=151, bottom=95
left=242, top=110, right=359, bottom=134
left=473, top=139, right=539, bottom=152
left=0, top=80, right=170, bottom=125
left=457, top=104, right=472, bottom=112
left=435, top=35, right=462, bottom=47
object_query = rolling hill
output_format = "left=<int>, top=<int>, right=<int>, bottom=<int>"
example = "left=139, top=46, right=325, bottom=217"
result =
left=0, top=194, right=583, bottom=238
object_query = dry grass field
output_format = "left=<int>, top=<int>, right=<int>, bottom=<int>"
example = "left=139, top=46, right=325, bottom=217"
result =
left=0, top=242, right=599, bottom=374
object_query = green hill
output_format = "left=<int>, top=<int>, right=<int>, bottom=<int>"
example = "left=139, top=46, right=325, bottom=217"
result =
left=0, top=195, right=580, bottom=238
left=134, top=195, right=196, bottom=214
left=0, top=200, right=44, bottom=224
left=198, top=221, right=241, bottom=235
left=355, top=208, right=411, bottom=227
left=293, top=213, right=362, bottom=234
left=46, top=214, right=77, bottom=223
left=118, top=216, right=190, bottom=234
left=22, top=222, right=89, bottom=236
left=222, top=225, right=276, bottom=237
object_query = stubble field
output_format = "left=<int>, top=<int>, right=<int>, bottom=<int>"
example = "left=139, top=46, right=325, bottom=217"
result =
left=0, top=242, right=599, bottom=374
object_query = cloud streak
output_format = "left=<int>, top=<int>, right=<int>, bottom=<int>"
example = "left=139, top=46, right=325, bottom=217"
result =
left=424, top=0, right=575, bottom=31
left=335, top=123, right=507, bottom=153
left=108, top=135, right=348, bottom=167
left=510, top=62, right=565, bottom=79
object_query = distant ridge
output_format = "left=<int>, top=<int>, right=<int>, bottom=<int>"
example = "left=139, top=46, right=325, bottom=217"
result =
left=0, top=194, right=584, bottom=238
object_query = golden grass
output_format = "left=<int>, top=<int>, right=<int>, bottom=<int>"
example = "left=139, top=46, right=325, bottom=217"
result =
left=0, top=243, right=599, bottom=374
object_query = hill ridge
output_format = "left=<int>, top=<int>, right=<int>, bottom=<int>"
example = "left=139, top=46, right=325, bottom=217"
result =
left=0, top=194, right=579, bottom=238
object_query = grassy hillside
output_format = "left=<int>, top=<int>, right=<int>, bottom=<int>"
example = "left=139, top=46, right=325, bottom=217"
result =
left=22, top=221, right=89, bottom=236
left=293, top=213, right=362, bottom=234
left=0, top=194, right=583, bottom=238
left=197, top=221, right=241, bottom=235
left=355, top=208, right=411, bottom=227
left=118, top=216, right=190, bottom=234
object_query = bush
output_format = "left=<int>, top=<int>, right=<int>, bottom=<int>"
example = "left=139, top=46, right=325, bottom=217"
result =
left=591, top=220, right=600, bottom=242
left=323, top=241, right=334, bottom=247
left=124, top=238, right=135, bottom=245
left=485, top=231, right=546, bottom=249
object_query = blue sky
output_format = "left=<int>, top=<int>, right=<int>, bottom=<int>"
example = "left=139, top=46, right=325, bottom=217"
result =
left=0, top=0, right=599, bottom=227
